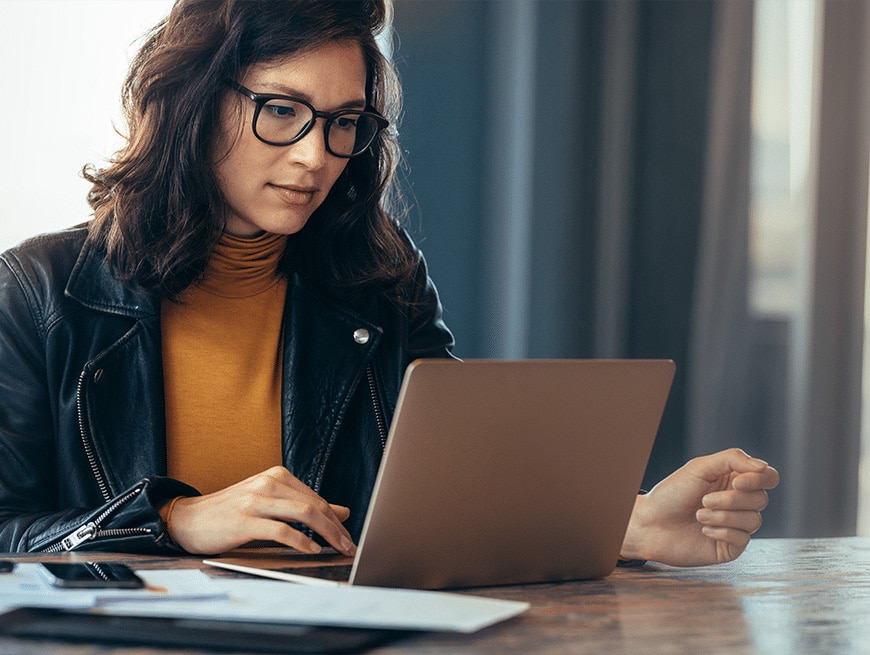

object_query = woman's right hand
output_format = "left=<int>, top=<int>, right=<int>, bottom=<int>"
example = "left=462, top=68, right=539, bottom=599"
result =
left=164, top=466, right=356, bottom=556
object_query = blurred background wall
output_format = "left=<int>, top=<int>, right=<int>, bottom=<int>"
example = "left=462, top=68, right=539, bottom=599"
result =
left=2, top=0, right=869, bottom=538
left=393, top=0, right=715, bottom=493
left=391, top=0, right=870, bottom=538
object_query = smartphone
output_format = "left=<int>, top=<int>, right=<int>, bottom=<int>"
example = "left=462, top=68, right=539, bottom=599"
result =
left=38, top=562, right=144, bottom=589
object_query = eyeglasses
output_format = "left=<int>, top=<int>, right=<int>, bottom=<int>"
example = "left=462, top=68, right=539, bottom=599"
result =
left=230, top=82, right=389, bottom=158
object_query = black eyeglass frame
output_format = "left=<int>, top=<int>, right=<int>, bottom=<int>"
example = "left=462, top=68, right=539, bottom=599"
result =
left=230, top=82, right=389, bottom=158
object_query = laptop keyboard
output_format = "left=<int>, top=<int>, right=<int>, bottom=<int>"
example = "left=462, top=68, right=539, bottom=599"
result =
left=277, top=564, right=353, bottom=582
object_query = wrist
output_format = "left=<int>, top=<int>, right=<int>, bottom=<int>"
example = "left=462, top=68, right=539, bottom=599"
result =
left=619, top=493, right=650, bottom=562
left=163, top=496, right=184, bottom=535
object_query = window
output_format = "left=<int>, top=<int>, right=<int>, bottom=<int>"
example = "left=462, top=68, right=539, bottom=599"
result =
left=749, top=0, right=818, bottom=319
left=0, top=0, right=173, bottom=252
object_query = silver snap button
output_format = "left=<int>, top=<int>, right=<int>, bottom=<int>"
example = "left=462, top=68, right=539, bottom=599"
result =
left=353, top=328, right=370, bottom=344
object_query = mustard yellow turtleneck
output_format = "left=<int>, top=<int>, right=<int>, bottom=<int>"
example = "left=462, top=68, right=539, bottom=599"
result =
left=161, top=231, right=288, bottom=495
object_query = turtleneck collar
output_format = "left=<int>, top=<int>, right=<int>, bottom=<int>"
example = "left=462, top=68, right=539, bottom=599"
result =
left=197, top=231, right=288, bottom=299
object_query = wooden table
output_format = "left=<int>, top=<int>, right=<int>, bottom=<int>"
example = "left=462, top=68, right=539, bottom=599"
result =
left=1, top=537, right=868, bottom=654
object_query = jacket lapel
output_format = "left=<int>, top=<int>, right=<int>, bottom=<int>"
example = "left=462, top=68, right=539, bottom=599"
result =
left=65, top=241, right=167, bottom=495
left=281, top=277, right=382, bottom=491
left=64, top=242, right=385, bottom=496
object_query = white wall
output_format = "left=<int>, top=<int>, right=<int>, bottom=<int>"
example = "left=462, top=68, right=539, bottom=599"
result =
left=0, top=0, right=174, bottom=252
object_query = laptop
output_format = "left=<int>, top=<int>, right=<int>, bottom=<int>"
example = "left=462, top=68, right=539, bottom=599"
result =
left=206, top=358, right=675, bottom=589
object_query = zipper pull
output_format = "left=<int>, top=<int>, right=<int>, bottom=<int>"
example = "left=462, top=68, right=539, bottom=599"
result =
left=59, top=521, right=98, bottom=550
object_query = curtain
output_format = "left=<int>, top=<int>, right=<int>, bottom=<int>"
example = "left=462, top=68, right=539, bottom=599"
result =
left=685, top=3, right=755, bottom=488
left=393, top=0, right=870, bottom=537
left=782, top=0, right=870, bottom=536
left=689, top=0, right=870, bottom=537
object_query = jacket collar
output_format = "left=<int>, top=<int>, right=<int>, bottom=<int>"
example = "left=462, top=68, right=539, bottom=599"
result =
left=64, top=237, right=382, bottom=326
left=65, top=239, right=160, bottom=318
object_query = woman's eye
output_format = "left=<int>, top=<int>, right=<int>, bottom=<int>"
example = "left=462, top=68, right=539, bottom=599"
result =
left=265, top=103, right=296, bottom=118
left=334, top=115, right=359, bottom=130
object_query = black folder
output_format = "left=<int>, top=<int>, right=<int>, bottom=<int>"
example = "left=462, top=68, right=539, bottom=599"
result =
left=0, top=606, right=412, bottom=653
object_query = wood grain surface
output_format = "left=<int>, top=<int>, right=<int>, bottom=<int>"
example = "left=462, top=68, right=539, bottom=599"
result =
left=1, top=537, right=866, bottom=654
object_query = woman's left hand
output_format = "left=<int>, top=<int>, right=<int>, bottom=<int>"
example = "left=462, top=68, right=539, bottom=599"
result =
left=619, top=448, right=780, bottom=567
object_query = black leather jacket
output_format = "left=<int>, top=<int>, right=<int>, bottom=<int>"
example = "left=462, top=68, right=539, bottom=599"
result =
left=0, top=226, right=454, bottom=553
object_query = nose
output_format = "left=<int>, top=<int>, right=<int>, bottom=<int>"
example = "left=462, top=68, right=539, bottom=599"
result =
left=286, top=117, right=328, bottom=169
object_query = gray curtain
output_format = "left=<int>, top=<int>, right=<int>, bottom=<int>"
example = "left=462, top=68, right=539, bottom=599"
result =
left=685, top=3, right=754, bottom=480
left=394, top=0, right=870, bottom=537
left=689, top=0, right=870, bottom=537
left=782, top=0, right=870, bottom=536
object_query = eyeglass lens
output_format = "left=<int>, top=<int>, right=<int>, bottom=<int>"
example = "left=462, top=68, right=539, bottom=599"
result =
left=257, top=98, right=380, bottom=156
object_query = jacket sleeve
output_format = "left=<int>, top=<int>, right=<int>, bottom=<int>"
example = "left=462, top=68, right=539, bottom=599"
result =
left=3, top=478, right=199, bottom=554
left=403, top=240, right=457, bottom=361
left=0, top=250, right=198, bottom=554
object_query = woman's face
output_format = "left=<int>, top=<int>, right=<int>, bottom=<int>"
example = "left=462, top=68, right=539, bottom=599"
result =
left=213, top=40, right=367, bottom=237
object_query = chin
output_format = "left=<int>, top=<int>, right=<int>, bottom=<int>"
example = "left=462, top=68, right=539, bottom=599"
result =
left=271, top=219, right=311, bottom=236
left=235, top=216, right=312, bottom=237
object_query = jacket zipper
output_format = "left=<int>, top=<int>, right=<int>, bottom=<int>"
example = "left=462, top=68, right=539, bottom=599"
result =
left=366, top=364, right=388, bottom=450
left=303, top=364, right=387, bottom=539
left=41, top=368, right=152, bottom=552
left=40, top=486, right=151, bottom=553
left=76, top=366, right=111, bottom=503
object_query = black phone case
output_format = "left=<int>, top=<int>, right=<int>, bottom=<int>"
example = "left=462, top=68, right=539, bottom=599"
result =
left=39, top=562, right=144, bottom=589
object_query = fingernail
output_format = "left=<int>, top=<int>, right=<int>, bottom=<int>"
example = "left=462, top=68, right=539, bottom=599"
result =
left=696, top=509, right=713, bottom=522
left=341, top=536, right=356, bottom=555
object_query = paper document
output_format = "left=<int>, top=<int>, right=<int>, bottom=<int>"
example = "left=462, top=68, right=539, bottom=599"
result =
left=0, top=564, right=226, bottom=614
left=103, top=574, right=529, bottom=633
left=1, top=564, right=528, bottom=633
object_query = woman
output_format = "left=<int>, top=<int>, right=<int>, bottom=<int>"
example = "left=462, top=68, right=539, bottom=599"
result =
left=0, top=0, right=777, bottom=566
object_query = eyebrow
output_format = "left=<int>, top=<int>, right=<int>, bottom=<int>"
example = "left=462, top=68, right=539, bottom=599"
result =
left=254, top=82, right=367, bottom=111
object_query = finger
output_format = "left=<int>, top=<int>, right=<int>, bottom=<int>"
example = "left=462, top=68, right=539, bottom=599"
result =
left=225, top=468, right=356, bottom=554
left=239, top=516, right=324, bottom=554
left=696, top=508, right=763, bottom=534
left=329, top=504, right=351, bottom=522
left=244, top=472, right=355, bottom=545
left=702, top=489, right=769, bottom=511
left=291, top=500, right=357, bottom=555
left=731, top=467, right=780, bottom=491
left=687, top=448, right=772, bottom=482
left=255, top=495, right=356, bottom=555
left=700, top=525, right=752, bottom=562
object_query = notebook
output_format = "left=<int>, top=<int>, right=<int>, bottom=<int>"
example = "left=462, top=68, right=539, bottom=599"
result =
left=206, top=358, right=675, bottom=589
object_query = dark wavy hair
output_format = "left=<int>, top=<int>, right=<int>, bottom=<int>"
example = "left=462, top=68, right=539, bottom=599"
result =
left=84, top=0, right=413, bottom=300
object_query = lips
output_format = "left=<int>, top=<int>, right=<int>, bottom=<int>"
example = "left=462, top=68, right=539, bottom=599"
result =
left=269, top=183, right=318, bottom=205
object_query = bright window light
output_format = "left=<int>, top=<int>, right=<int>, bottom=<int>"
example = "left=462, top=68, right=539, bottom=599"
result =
left=0, top=0, right=174, bottom=252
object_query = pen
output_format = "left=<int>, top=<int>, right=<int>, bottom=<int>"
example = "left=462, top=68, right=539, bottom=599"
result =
left=92, top=592, right=230, bottom=607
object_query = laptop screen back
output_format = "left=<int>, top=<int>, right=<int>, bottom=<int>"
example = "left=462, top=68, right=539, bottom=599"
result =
left=349, top=359, right=675, bottom=589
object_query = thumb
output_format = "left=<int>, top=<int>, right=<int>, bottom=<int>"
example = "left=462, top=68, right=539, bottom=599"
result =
left=692, top=448, right=769, bottom=481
